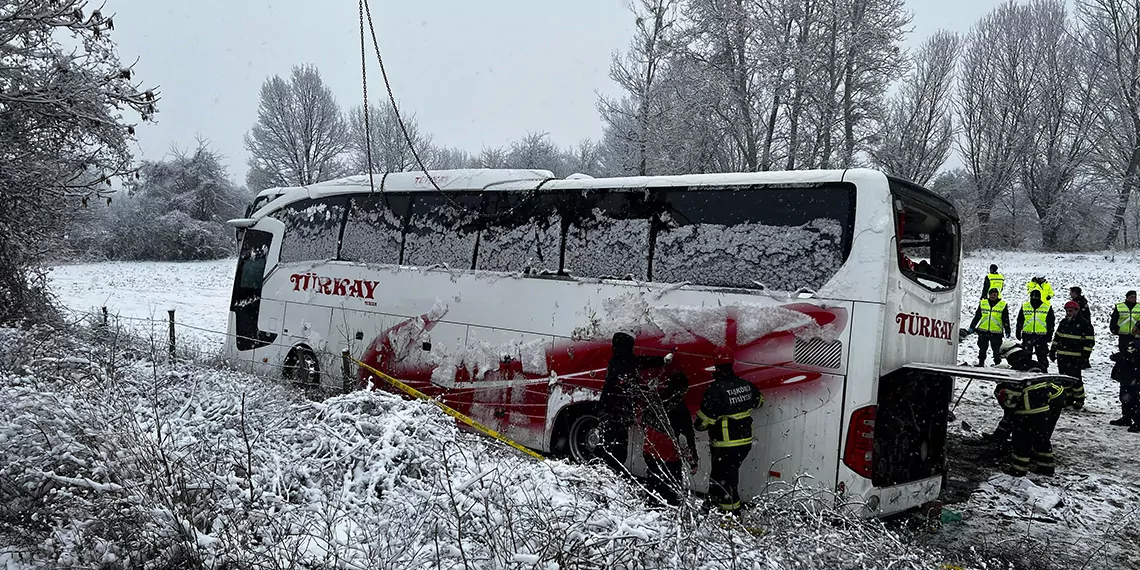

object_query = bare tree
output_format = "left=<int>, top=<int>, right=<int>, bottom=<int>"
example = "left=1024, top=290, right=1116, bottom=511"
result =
left=1076, top=0, right=1140, bottom=247
left=428, top=147, right=474, bottom=170
left=0, top=3, right=157, bottom=321
left=872, top=30, right=962, bottom=185
left=504, top=132, right=563, bottom=173
left=477, top=146, right=508, bottom=169
left=347, top=101, right=432, bottom=174
left=956, top=1, right=1045, bottom=244
left=599, top=0, right=680, bottom=176
left=244, top=64, right=348, bottom=191
left=1020, top=0, right=1098, bottom=251
left=833, top=0, right=912, bottom=167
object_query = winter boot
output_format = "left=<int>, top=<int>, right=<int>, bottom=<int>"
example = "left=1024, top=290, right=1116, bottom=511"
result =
left=1129, top=424, right=1140, bottom=433
left=1110, top=417, right=1133, bottom=426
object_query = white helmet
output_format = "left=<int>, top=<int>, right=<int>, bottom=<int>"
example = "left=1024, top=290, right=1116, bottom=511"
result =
left=1000, top=339, right=1018, bottom=354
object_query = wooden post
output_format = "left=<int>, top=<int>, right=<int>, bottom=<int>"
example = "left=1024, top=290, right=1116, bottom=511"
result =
left=341, top=349, right=352, bottom=393
left=167, top=309, right=176, bottom=362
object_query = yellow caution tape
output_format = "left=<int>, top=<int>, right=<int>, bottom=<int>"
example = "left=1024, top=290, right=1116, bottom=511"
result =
left=354, top=359, right=545, bottom=461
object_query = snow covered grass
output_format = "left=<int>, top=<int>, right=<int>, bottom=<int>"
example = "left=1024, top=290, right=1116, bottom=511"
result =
left=915, top=249, right=1140, bottom=570
left=0, top=323, right=982, bottom=569
left=33, top=252, right=1140, bottom=568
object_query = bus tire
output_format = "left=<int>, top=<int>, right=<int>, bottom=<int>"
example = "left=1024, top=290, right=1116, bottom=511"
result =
left=283, top=345, right=320, bottom=388
left=553, top=405, right=601, bottom=463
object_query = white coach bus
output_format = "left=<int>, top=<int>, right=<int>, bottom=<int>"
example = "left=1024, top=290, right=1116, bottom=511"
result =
left=227, top=168, right=964, bottom=516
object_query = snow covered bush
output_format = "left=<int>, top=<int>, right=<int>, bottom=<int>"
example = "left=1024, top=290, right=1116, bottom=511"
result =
left=0, top=2, right=156, bottom=323
left=0, top=323, right=1002, bottom=569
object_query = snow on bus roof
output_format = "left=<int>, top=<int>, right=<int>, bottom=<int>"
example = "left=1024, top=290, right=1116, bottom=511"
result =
left=255, top=168, right=897, bottom=216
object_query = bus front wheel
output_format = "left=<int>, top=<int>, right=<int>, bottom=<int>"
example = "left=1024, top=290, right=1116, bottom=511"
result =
left=565, top=411, right=601, bottom=463
left=283, top=346, right=320, bottom=388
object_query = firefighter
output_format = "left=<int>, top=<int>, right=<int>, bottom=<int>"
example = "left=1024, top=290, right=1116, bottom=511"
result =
left=981, top=264, right=1005, bottom=299
left=1050, top=300, right=1095, bottom=409
left=694, top=350, right=763, bottom=513
left=1069, top=286, right=1092, bottom=326
left=1026, top=275, right=1055, bottom=305
left=1017, top=290, right=1055, bottom=372
left=1109, top=323, right=1140, bottom=432
left=994, top=376, right=1054, bottom=476
left=1109, top=290, right=1140, bottom=353
left=968, top=288, right=1011, bottom=366
left=981, top=340, right=1045, bottom=444
left=637, top=371, right=699, bottom=506
left=598, top=332, right=671, bottom=477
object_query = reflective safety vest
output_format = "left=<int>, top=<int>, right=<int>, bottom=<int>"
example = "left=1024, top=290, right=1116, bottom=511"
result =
left=987, top=273, right=1005, bottom=296
left=978, top=299, right=1007, bottom=333
left=1022, top=302, right=1049, bottom=334
left=696, top=372, right=764, bottom=448
left=1027, top=281, right=1054, bottom=304
left=1117, top=303, right=1140, bottom=335
left=997, top=381, right=1051, bottom=415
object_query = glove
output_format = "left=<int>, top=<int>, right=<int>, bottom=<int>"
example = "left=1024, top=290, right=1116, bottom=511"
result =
left=1110, top=353, right=1120, bottom=362
left=968, top=327, right=976, bottom=335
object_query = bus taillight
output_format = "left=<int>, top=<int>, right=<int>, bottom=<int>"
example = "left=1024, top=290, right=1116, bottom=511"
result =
left=843, top=405, right=876, bottom=479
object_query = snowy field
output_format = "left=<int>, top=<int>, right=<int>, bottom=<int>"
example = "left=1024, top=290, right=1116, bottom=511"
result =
left=34, top=251, right=1140, bottom=568
left=48, top=259, right=235, bottom=351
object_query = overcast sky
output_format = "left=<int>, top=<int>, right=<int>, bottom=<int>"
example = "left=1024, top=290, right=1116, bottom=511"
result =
left=102, top=0, right=1006, bottom=186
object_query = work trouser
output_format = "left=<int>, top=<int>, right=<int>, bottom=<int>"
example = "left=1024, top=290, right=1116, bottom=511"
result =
left=1008, top=412, right=1053, bottom=476
left=644, top=455, right=684, bottom=506
left=598, top=420, right=631, bottom=478
left=1057, top=358, right=1085, bottom=408
left=709, top=445, right=751, bottom=512
left=1022, top=334, right=1050, bottom=371
left=1119, top=335, right=1131, bottom=353
left=977, top=331, right=1003, bottom=365
left=1121, top=381, right=1140, bottom=425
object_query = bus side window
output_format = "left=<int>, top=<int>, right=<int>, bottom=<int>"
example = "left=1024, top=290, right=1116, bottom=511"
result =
left=476, top=191, right=562, bottom=273
left=276, top=197, right=347, bottom=263
left=562, top=189, right=652, bottom=280
left=341, top=193, right=410, bottom=265
left=651, top=185, right=853, bottom=291
left=402, top=193, right=482, bottom=269
left=893, top=196, right=959, bottom=291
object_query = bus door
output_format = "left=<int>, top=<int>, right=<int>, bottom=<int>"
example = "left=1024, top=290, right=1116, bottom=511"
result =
left=230, top=219, right=283, bottom=368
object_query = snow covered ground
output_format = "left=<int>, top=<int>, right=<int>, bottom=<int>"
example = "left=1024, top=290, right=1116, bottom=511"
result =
left=36, top=251, right=1140, bottom=569
left=919, top=249, right=1140, bottom=569
left=48, top=259, right=235, bottom=352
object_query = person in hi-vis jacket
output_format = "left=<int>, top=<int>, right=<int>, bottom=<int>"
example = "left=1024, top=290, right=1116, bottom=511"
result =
left=695, top=349, right=763, bottom=513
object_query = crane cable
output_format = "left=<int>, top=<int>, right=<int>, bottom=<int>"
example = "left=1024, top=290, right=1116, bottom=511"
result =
left=357, top=0, right=444, bottom=195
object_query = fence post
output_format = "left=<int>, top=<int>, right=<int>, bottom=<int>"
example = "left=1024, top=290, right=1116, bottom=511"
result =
left=167, top=309, right=176, bottom=362
left=341, top=349, right=352, bottom=393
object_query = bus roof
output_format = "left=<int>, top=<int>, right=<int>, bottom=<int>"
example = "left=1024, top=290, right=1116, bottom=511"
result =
left=254, top=168, right=952, bottom=220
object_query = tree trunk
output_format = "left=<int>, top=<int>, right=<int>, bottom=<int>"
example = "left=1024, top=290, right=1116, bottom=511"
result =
left=1103, top=178, right=1138, bottom=247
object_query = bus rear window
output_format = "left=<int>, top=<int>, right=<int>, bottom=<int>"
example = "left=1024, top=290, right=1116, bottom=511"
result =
left=893, top=184, right=959, bottom=291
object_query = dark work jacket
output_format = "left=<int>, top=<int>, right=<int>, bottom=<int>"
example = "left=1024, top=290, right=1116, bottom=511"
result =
left=1051, top=317, right=1095, bottom=361
left=1074, top=295, right=1092, bottom=324
left=637, top=372, right=697, bottom=461
left=600, top=353, right=666, bottom=425
left=1111, top=336, right=1140, bottom=384
left=695, top=369, right=763, bottom=447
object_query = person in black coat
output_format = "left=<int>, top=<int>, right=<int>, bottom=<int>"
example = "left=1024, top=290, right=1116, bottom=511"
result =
left=1069, top=287, right=1092, bottom=326
left=1050, top=300, right=1095, bottom=409
left=637, top=371, right=698, bottom=506
left=598, top=332, right=670, bottom=476
left=1109, top=324, right=1140, bottom=432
